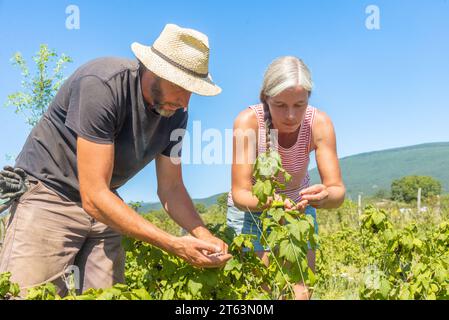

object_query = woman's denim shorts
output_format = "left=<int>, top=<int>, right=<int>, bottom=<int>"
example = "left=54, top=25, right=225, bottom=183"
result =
left=227, top=204, right=319, bottom=252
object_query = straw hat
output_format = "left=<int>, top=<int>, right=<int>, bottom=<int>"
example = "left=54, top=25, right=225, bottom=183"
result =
left=131, top=24, right=222, bottom=96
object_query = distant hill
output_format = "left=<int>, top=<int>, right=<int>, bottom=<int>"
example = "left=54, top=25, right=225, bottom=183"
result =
left=137, top=193, right=225, bottom=213
left=309, top=142, right=449, bottom=200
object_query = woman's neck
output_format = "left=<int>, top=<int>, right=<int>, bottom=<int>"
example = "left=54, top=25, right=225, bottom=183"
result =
left=277, top=127, right=300, bottom=149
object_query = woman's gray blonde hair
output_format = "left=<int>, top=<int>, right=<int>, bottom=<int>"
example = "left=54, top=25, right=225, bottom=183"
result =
left=260, top=56, right=313, bottom=103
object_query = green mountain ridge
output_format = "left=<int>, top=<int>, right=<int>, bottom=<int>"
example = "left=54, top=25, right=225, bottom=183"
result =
left=137, top=142, right=449, bottom=210
left=138, top=194, right=223, bottom=213
left=309, top=142, right=449, bottom=200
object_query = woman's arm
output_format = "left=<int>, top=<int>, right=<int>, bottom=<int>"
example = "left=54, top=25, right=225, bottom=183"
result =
left=230, top=109, right=265, bottom=212
left=300, top=110, right=346, bottom=209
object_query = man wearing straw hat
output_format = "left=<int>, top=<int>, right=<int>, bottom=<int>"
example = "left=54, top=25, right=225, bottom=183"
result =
left=0, top=24, right=231, bottom=296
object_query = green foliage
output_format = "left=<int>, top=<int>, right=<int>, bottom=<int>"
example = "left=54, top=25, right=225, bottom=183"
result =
left=216, top=193, right=228, bottom=212
left=24, top=281, right=153, bottom=300
left=123, top=228, right=270, bottom=300
left=391, top=176, right=442, bottom=203
left=128, top=201, right=143, bottom=212
left=358, top=206, right=449, bottom=300
left=0, top=272, right=20, bottom=299
left=141, top=210, right=183, bottom=236
left=374, top=188, right=390, bottom=199
left=252, top=149, right=316, bottom=298
left=26, top=282, right=59, bottom=300
left=2, top=194, right=449, bottom=300
left=0, top=150, right=315, bottom=300
left=5, top=44, right=73, bottom=127
left=315, top=228, right=365, bottom=299
left=195, top=203, right=207, bottom=214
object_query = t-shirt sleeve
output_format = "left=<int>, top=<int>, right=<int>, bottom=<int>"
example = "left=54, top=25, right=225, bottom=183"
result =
left=65, top=76, right=118, bottom=144
left=161, top=111, right=189, bottom=158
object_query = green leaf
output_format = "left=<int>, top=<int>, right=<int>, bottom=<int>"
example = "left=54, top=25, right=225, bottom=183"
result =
left=371, top=210, right=385, bottom=226
left=269, top=208, right=284, bottom=223
left=73, top=294, right=96, bottom=300
left=266, top=227, right=283, bottom=247
left=263, top=180, right=273, bottom=196
left=413, top=238, right=423, bottom=248
left=9, top=283, right=20, bottom=297
left=199, top=270, right=219, bottom=287
left=256, top=153, right=280, bottom=177
left=233, top=235, right=245, bottom=248
left=231, top=269, right=243, bottom=280
left=131, top=288, right=152, bottom=300
left=224, top=258, right=242, bottom=271
left=307, top=268, right=317, bottom=286
left=287, top=220, right=310, bottom=242
left=187, top=279, right=203, bottom=296
left=379, top=279, right=391, bottom=299
left=252, top=180, right=267, bottom=202
left=279, top=239, right=299, bottom=263
left=162, top=288, right=175, bottom=300
left=271, top=200, right=285, bottom=208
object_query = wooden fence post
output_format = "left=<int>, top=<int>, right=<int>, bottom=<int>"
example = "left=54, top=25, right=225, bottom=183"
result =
left=417, top=187, right=422, bottom=214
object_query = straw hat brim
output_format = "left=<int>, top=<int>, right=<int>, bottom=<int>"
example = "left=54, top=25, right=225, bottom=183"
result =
left=131, top=42, right=222, bottom=97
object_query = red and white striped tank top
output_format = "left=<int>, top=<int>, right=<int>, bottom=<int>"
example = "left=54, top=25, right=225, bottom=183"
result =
left=228, top=103, right=317, bottom=206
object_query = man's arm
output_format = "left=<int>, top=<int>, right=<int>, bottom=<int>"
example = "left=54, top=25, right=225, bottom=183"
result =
left=155, top=154, right=228, bottom=254
left=77, top=137, right=231, bottom=267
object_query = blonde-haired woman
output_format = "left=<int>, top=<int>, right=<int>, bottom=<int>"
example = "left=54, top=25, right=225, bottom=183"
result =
left=227, top=56, right=346, bottom=300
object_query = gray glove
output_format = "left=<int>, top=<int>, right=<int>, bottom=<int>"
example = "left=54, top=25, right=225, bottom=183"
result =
left=0, top=166, right=28, bottom=214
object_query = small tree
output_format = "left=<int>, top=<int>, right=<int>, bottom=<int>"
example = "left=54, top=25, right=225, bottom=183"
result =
left=374, top=188, right=389, bottom=200
left=5, top=44, right=72, bottom=127
left=216, top=193, right=228, bottom=212
left=129, top=201, right=143, bottom=212
left=194, top=203, right=207, bottom=214
left=391, top=175, right=442, bottom=203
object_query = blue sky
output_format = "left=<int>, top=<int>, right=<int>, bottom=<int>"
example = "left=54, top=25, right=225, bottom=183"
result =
left=0, top=0, right=448, bottom=202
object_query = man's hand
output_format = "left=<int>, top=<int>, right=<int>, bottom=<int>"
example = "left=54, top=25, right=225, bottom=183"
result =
left=298, top=184, right=329, bottom=209
left=195, top=230, right=228, bottom=254
left=173, top=236, right=232, bottom=268
left=192, top=227, right=229, bottom=255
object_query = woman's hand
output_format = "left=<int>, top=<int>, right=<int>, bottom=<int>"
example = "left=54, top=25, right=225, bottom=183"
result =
left=298, top=184, right=329, bottom=209
left=266, top=193, right=308, bottom=213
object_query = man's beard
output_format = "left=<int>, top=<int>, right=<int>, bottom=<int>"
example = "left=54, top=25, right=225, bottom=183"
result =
left=154, top=105, right=176, bottom=118
left=151, top=79, right=176, bottom=118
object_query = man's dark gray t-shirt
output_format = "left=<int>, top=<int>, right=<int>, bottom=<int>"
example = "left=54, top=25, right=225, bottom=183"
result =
left=15, top=57, right=188, bottom=203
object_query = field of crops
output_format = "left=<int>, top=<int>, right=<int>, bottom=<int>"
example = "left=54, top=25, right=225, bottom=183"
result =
left=1, top=150, right=448, bottom=300
left=1, top=184, right=448, bottom=300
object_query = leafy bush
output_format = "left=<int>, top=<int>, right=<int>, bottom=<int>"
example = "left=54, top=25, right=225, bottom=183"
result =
left=5, top=44, right=72, bottom=127
left=391, top=176, right=442, bottom=203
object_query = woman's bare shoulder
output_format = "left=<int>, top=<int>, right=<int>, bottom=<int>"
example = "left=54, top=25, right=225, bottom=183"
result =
left=234, top=107, right=259, bottom=130
left=313, top=108, right=333, bottom=127
left=310, top=108, right=335, bottom=150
